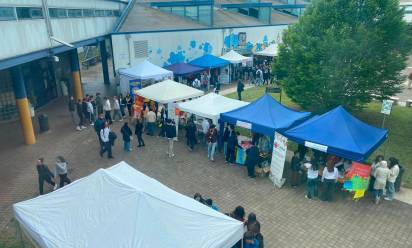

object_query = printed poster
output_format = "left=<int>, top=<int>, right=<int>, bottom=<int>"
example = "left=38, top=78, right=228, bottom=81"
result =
left=270, top=132, right=287, bottom=188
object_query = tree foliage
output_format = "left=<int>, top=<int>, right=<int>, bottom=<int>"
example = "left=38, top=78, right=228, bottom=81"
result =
left=273, top=0, right=412, bottom=112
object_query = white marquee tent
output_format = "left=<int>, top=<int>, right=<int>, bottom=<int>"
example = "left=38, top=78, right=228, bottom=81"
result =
left=255, top=43, right=279, bottom=57
left=136, top=79, right=204, bottom=104
left=220, top=50, right=253, bottom=64
left=177, top=93, right=249, bottom=125
left=13, top=161, right=244, bottom=248
left=119, top=60, right=173, bottom=94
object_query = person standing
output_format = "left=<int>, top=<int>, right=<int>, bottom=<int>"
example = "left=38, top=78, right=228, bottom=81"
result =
left=112, top=96, right=123, bottom=121
left=158, top=107, right=167, bottom=137
left=304, top=160, right=319, bottom=199
left=186, top=120, right=197, bottom=151
left=95, top=93, right=103, bottom=115
left=103, top=97, right=112, bottom=123
left=135, top=118, right=145, bottom=147
left=206, top=124, right=218, bottom=162
left=237, top=80, right=245, bottom=100
left=126, top=94, right=133, bottom=117
left=290, top=151, right=301, bottom=187
left=82, top=98, right=89, bottom=125
left=245, top=143, right=259, bottom=178
left=373, top=161, right=390, bottom=204
left=36, top=158, right=56, bottom=195
left=86, top=97, right=95, bottom=125
left=55, top=156, right=71, bottom=188
left=321, top=163, right=338, bottom=202
left=120, top=122, right=133, bottom=152
left=385, top=158, right=400, bottom=201
left=100, top=121, right=113, bottom=159
left=76, top=99, right=86, bottom=130
left=370, top=155, right=384, bottom=192
left=94, top=113, right=105, bottom=146
left=68, top=96, right=77, bottom=129
left=120, top=94, right=126, bottom=117
left=226, top=127, right=239, bottom=164
left=201, top=118, right=210, bottom=145
left=408, top=71, right=412, bottom=89
left=146, top=108, right=156, bottom=136
left=165, top=119, right=177, bottom=158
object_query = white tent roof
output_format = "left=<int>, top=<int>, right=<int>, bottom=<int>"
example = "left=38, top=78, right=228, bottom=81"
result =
left=255, top=43, right=278, bottom=57
left=220, top=50, right=253, bottom=64
left=177, top=93, right=249, bottom=123
left=119, top=60, right=173, bottom=80
left=136, top=79, right=204, bottom=103
left=13, top=162, right=243, bottom=248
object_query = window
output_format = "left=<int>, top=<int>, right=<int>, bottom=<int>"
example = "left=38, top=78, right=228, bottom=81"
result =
left=198, top=5, right=212, bottom=25
left=49, top=8, right=67, bottom=18
left=171, top=7, right=184, bottom=17
left=185, top=6, right=198, bottom=21
left=95, top=10, right=105, bottom=17
left=16, top=7, right=43, bottom=19
left=0, top=7, right=16, bottom=21
left=104, top=10, right=113, bottom=17
left=83, top=9, right=95, bottom=17
left=113, top=10, right=120, bottom=17
left=67, top=9, right=83, bottom=18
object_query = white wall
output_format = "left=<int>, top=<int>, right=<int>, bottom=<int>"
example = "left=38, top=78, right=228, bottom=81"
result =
left=0, top=0, right=122, bottom=60
left=111, top=25, right=288, bottom=71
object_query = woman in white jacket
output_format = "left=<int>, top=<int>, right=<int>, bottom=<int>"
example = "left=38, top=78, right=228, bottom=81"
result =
left=385, top=157, right=400, bottom=201
left=103, top=97, right=112, bottom=123
left=373, top=160, right=390, bottom=204
left=55, top=156, right=71, bottom=188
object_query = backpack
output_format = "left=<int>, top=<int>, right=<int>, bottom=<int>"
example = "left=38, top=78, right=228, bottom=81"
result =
left=109, top=131, right=117, bottom=146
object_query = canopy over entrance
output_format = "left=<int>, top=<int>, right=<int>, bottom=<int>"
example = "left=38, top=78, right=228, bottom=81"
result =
left=119, top=60, right=173, bottom=80
left=284, top=106, right=388, bottom=161
left=165, top=62, right=204, bottom=76
left=255, top=43, right=278, bottom=57
left=189, top=54, right=230, bottom=69
left=220, top=50, right=253, bottom=64
left=135, top=79, right=204, bottom=104
left=220, top=94, right=311, bottom=136
left=14, top=162, right=244, bottom=248
left=177, top=93, right=249, bottom=124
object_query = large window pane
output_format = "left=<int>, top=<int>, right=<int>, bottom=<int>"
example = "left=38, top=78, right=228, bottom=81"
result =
left=185, top=6, right=198, bottom=20
left=171, top=7, right=184, bottom=17
left=95, top=10, right=105, bottom=17
left=258, top=7, right=270, bottom=24
left=83, top=9, right=95, bottom=17
left=49, top=8, right=67, bottom=18
left=0, top=7, right=16, bottom=21
left=198, top=5, right=211, bottom=25
left=16, top=7, right=43, bottom=19
left=67, top=9, right=83, bottom=18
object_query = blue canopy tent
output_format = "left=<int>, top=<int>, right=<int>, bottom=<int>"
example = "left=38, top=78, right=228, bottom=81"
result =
left=284, top=106, right=388, bottom=162
left=219, top=94, right=311, bottom=137
left=165, top=63, right=205, bottom=76
left=189, top=54, right=230, bottom=69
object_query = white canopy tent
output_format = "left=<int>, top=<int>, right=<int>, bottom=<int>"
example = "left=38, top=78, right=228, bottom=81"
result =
left=135, top=79, right=204, bottom=104
left=220, top=50, right=253, bottom=64
left=13, top=161, right=244, bottom=248
left=255, top=43, right=279, bottom=57
left=177, top=93, right=249, bottom=125
left=118, top=60, right=173, bottom=95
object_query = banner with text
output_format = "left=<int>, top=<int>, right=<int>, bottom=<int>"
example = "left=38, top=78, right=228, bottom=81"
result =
left=270, top=132, right=287, bottom=188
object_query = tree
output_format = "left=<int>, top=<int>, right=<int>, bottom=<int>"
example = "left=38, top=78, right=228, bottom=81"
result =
left=273, top=0, right=412, bottom=112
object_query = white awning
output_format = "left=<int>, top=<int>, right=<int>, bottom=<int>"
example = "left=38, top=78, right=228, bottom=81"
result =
left=119, top=60, right=173, bottom=80
left=255, top=43, right=278, bottom=57
left=14, top=161, right=244, bottom=248
left=220, top=50, right=253, bottom=64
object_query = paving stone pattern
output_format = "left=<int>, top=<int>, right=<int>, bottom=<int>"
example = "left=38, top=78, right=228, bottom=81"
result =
left=1, top=98, right=412, bottom=248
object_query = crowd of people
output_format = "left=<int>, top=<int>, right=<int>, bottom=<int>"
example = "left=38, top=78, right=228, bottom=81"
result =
left=194, top=193, right=264, bottom=248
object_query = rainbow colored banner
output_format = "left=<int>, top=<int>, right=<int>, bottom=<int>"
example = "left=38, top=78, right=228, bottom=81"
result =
left=343, top=162, right=371, bottom=200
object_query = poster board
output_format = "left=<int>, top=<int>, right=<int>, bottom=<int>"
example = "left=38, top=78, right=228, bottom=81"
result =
left=343, top=162, right=371, bottom=200
left=269, top=132, right=287, bottom=188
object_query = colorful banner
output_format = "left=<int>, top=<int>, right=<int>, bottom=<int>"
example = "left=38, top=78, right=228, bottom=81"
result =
left=269, top=132, right=287, bottom=188
left=343, top=162, right=371, bottom=200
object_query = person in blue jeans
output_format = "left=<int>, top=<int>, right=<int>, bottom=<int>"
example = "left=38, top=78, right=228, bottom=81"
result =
left=385, top=157, right=400, bottom=201
left=207, top=124, right=218, bottom=162
left=304, top=159, right=319, bottom=199
left=120, top=122, right=132, bottom=152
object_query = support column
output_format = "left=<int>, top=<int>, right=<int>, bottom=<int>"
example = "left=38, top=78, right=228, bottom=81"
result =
left=11, top=66, right=36, bottom=145
left=70, top=49, right=83, bottom=101
left=100, top=39, right=110, bottom=85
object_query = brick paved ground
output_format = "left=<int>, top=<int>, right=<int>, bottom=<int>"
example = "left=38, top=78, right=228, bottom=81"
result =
left=1, top=96, right=412, bottom=248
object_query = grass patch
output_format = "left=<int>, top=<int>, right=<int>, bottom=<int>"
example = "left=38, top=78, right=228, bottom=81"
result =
left=225, top=86, right=412, bottom=188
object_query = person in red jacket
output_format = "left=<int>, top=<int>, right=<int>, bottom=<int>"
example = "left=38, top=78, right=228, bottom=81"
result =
left=206, top=124, right=218, bottom=161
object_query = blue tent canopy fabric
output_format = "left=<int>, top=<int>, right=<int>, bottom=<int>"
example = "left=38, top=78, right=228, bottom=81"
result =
left=165, top=63, right=204, bottom=76
left=189, top=54, right=230, bottom=69
left=284, top=106, right=388, bottom=162
left=219, top=94, right=311, bottom=137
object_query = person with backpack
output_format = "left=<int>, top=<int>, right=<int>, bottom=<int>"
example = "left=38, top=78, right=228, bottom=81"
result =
left=121, top=122, right=133, bottom=152
left=135, top=118, right=145, bottom=147
left=165, top=119, right=177, bottom=158
left=36, top=158, right=56, bottom=195
left=54, top=156, right=71, bottom=189
left=100, top=121, right=113, bottom=159
left=237, top=80, right=245, bottom=100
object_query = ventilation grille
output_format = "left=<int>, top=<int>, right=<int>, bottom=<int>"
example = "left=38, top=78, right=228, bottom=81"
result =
left=133, top=40, right=148, bottom=58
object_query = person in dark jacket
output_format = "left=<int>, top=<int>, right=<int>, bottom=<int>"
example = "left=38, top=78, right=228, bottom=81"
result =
left=82, top=98, right=89, bottom=125
left=126, top=95, right=133, bottom=117
left=94, top=114, right=105, bottom=147
left=76, top=99, right=86, bottom=130
left=186, top=120, right=197, bottom=151
left=36, top=158, right=56, bottom=195
left=245, top=144, right=259, bottom=178
left=120, top=122, right=132, bottom=152
left=226, top=127, right=240, bottom=164
left=135, top=118, right=145, bottom=147
left=120, top=94, right=126, bottom=117
left=222, top=125, right=230, bottom=154
left=237, top=80, right=245, bottom=100
left=95, top=93, right=103, bottom=115
left=165, top=119, right=177, bottom=158
left=68, top=96, right=77, bottom=128
left=290, top=151, right=301, bottom=187
left=207, top=124, right=218, bottom=161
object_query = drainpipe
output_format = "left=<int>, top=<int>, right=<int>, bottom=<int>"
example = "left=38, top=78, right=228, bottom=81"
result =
left=126, top=34, right=132, bottom=66
left=41, top=0, right=54, bottom=48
